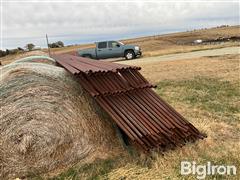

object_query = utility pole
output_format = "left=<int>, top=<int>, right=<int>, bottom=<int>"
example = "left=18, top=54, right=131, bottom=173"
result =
left=46, top=34, right=51, bottom=56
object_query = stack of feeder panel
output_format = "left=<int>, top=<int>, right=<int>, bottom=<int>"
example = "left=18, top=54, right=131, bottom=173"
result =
left=53, top=54, right=205, bottom=151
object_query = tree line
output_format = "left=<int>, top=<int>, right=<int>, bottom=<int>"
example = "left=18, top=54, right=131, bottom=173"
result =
left=0, top=41, right=64, bottom=58
left=48, top=41, right=64, bottom=48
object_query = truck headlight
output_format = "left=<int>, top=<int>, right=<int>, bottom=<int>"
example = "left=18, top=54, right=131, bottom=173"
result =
left=135, top=46, right=140, bottom=51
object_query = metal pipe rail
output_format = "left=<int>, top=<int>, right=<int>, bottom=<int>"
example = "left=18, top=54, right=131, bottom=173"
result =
left=53, top=54, right=206, bottom=151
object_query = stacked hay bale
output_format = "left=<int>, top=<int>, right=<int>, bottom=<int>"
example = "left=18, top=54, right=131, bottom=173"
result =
left=0, top=56, right=122, bottom=179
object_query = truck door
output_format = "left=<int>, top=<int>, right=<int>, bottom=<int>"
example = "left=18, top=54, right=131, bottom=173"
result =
left=96, top=42, right=109, bottom=59
left=108, top=41, right=123, bottom=58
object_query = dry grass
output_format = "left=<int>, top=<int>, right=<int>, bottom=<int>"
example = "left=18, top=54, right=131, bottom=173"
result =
left=43, top=44, right=94, bottom=54
left=141, top=42, right=239, bottom=57
left=121, top=25, right=240, bottom=57
left=104, top=77, right=240, bottom=179
left=50, top=53, right=240, bottom=179
left=102, top=55, right=240, bottom=180
left=44, top=25, right=240, bottom=57
left=120, top=54, right=240, bottom=84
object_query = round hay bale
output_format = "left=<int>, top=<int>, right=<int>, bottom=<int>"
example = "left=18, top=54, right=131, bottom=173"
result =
left=0, top=58, right=123, bottom=179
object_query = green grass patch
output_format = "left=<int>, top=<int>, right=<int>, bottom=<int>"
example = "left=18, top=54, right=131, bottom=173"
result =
left=156, top=77, right=240, bottom=123
left=50, top=159, right=115, bottom=180
left=49, top=156, right=133, bottom=180
left=49, top=150, right=152, bottom=180
left=45, top=77, right=239, bottom=179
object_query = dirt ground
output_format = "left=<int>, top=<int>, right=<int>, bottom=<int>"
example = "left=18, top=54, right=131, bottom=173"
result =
left=118, top=50, right=240, bottom=84
left=118, top=46, right=240, bottom=64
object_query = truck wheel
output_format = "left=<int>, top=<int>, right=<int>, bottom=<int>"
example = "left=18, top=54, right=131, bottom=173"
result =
left=124, top=50, right=135, bottom=60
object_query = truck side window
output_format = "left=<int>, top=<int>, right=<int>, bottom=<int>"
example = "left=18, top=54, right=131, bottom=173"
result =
left=98, top=42, right=107, bottom=49
left=108, top=41, right=118, bottom=48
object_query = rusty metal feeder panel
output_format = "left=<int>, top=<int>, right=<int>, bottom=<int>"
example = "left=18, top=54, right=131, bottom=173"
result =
left=52, top=54, right=205, bottom=151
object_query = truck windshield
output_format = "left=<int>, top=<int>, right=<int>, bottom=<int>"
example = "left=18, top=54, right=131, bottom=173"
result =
left=118, top=41, right=124, bottom=45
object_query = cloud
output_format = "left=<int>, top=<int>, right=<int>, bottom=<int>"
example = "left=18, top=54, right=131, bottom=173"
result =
left=2, top=1, right=239, bottom=49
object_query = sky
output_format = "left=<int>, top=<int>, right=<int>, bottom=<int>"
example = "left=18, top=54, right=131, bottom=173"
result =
left=1, top=0, right=239, bottom=50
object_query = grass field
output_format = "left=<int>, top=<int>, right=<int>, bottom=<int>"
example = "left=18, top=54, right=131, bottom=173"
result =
left=44, top=25, right=240, bottom=57
left=39, top=54, right=239, bottom=180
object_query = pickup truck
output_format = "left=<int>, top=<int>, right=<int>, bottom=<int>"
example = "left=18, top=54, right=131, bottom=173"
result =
left=77, top=41, right=142, bottom=60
